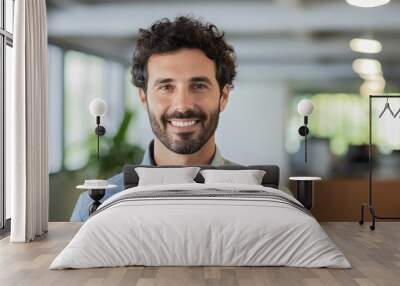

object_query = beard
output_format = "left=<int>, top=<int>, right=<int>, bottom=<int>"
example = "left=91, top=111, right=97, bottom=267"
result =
left=147, top=104, right=220, bottom=154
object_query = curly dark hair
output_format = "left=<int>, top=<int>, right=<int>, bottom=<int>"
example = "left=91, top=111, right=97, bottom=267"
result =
left=131, top=16, right=237, bottom=91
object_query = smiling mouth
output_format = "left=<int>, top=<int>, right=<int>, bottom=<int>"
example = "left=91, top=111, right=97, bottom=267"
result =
left=167, top=119, right=201, bottom=128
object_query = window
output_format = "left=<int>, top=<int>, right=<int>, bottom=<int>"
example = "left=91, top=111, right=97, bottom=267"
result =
left=286, top=93, right=400, bottom=156
left=63, top=50, right=125, bottom=171
left=48, top=45, right=64, bottom=174
left=47, top=47, right=144, bottom=221
left=1, top=0, right=14, bottom=231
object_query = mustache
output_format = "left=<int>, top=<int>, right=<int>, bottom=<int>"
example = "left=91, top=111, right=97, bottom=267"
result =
left=162, top=109, right=207, bottom=122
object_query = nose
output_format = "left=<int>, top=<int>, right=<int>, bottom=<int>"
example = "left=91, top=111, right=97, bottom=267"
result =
left=172, top=86, right=195, bottom=112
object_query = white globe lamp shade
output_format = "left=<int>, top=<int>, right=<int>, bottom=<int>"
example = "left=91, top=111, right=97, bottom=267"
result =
left=297, top=99, right=314, bottom=116
left=89, top=98, right=107, bottom=117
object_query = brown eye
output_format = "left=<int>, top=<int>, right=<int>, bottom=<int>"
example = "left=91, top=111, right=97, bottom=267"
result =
left=159, top=84, right=173, bottom=91
left=193, top=83, right=207, bottom=91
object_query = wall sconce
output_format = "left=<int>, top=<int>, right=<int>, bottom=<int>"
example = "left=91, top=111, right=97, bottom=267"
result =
left=297, top=99, right=314, bottom=163
left=89, top=98, right=107, bottom=160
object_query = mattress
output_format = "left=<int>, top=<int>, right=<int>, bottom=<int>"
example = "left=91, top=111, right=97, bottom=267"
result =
left=50, top=183, right=351, bottom=269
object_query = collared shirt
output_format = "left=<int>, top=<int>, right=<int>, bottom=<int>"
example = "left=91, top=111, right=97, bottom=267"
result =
left=70, top=139, right=238, bottom=222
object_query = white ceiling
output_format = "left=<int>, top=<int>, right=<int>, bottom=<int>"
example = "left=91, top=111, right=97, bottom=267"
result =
left=46, top=0, right=400, bottom=85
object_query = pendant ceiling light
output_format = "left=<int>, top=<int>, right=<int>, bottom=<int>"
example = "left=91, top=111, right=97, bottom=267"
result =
left=352, top=58, right=382, bottom=76
left=350, top=38, right=382, bottom=54
left=346, top=0, right=390, bottom=8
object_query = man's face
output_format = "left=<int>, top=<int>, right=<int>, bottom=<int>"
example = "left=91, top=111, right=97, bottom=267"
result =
left=138, top=48, right=230, bottom=154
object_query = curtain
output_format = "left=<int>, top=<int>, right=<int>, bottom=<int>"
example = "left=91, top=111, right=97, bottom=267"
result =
left=8, top=0, right=49, bottom=242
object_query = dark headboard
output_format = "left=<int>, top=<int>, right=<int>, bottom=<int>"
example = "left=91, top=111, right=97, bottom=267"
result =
left=123, top=164, right=280, bottom=189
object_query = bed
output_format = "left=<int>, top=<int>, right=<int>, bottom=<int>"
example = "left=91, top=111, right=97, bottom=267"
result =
left=50, top=165, right=351, bottom=269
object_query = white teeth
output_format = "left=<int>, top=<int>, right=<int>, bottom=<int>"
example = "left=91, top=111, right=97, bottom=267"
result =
left=170, top=120, right=197, bottom=127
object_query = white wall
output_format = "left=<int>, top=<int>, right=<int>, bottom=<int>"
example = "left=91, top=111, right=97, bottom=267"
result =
left=216, top=79, right=289, bottom=186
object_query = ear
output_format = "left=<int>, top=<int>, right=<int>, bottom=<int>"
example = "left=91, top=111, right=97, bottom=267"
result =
left=219, top=85, right=231, bottom=113
left=138, top=88, right=148, bottom=112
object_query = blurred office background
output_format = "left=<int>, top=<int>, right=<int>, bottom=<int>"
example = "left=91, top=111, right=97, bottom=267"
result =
left=45, top=0, right=400, bottom=221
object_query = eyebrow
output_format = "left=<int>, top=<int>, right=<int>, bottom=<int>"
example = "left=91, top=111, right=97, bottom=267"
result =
left=153, top=78, right=174, bottom=86
left=152, top=76, right=213, bottom=86
left=191, top=76, right=212, bottom=85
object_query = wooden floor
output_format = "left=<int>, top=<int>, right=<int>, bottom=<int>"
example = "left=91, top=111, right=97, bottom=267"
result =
left=0, top=222, right=399, bottom=286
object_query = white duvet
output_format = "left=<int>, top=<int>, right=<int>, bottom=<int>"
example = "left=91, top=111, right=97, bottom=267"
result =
left=50, top=183, right=351, bottom=269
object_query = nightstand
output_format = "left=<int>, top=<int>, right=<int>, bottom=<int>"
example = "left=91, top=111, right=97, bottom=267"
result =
left=77, top=180, right=117, bottom=215
left=289, top=176, right=322, bottom=210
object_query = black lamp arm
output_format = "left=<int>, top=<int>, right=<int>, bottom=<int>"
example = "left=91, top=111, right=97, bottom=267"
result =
left=297, top=116, right=309, bottom=162
left=94, top=116, right=106, bottom=161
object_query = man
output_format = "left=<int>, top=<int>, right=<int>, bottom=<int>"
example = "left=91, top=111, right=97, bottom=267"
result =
left=71, top=16, right=238, bottom=222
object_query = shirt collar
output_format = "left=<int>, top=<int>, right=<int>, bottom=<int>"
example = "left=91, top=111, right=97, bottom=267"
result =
left=141, top=139, right=225, bottom=166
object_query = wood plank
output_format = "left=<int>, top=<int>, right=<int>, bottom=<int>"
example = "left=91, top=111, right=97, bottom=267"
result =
left=0, top=222, right=399, bottom=286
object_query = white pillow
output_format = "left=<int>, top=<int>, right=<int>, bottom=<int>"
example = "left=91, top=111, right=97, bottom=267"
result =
left=135, top=167, right=201, bottom=186
left=200, top=169, right=266, bottom=185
